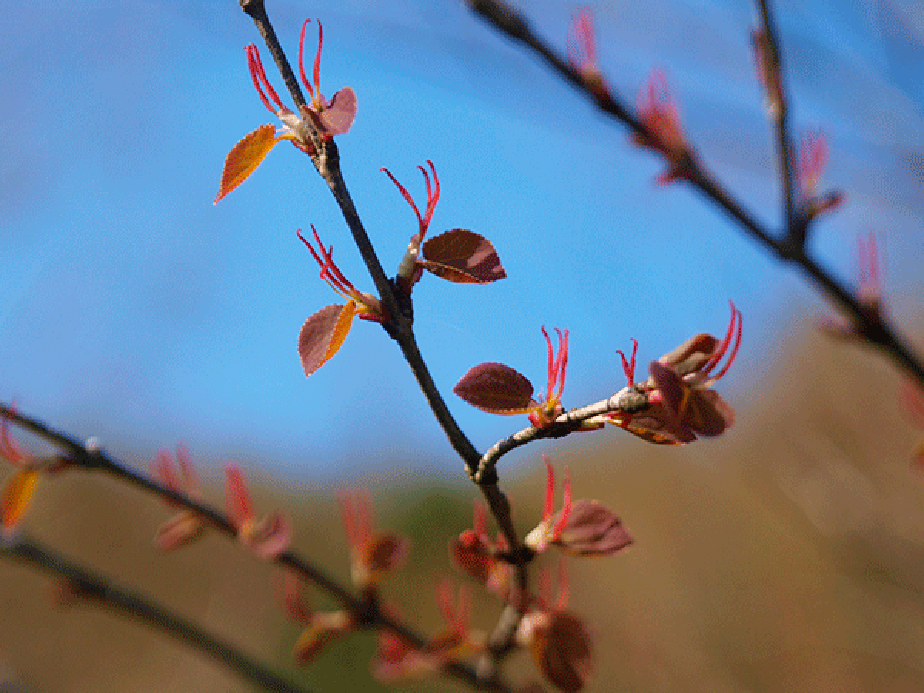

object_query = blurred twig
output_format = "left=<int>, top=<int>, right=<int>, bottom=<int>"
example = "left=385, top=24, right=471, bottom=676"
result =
left=0, top=403, right=493, bottom=689
left=0, top=534, right=308, bottom=693
left=466, top=0, right=924, bottom=387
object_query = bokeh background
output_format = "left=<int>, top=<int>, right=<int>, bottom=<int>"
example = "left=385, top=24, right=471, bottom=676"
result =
left=1, top=0, right=923, bottom=690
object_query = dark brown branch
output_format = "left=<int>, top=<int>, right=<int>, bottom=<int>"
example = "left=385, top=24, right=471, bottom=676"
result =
left=466, top=0, right=924, bottom=388
left=1, top=535, right=308, bottom=693
left=754, top=0, right=798, bottom=242
left=234, top=3, right=532, bottom=678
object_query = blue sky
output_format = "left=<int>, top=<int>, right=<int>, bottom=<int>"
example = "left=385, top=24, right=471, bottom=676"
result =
left=1, top=1, right=921, bottom=483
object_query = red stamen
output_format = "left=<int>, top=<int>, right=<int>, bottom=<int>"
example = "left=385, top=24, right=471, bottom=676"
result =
left=555, top=329, right=569, bottom=400
left=297, top=226, right=359, bottom=297
left=859, top=231, right=880, bottom=295
left=543, top=457, right=555, bottom=521
left=708, top=303, right=742, bottom=382
left=246, top=45, right=285, bottom=113
left=617, top=338, right=639, bottom=386
left=381, top=161, right=441, bottom=241
left=551, top=466, right=572, bottom=542
left=298, top=20, right=315, bottom=99
left=541, top=327, right=555, bottom=402
left=575, top=11, right=597, bottom=66
left=420, top=160, right=440, bottom=232
left=313, top=20, right=324, bottom=100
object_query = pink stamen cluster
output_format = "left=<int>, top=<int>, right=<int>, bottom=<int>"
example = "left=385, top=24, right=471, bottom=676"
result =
left=297, top=226, right=383, bottom=321
left=381, top=160, right=441, bottom=244
left=698, top=303, right=743, bottom=387
left=529, top=327, right=569, bottom=428
left=297, top=20, right=326, bottom=112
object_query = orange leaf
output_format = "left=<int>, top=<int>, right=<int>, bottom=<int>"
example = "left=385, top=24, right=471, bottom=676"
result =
left=215, top=124, right=286, bottom=204
left=298, top=301, right=357, bottom=376
left=2, top=469, right=39, bottom=533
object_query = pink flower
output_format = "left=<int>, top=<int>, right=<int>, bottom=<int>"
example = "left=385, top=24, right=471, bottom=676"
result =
left=610, top=304, right=742, bottom=444
left=224, top=464, right=292, bottom=559
left=794, top=131, right=843, bottom=219
left=248, top=19, right=356, bottom=146
left=151, top=446, right=207, bottom=551
left=819, top=232, right=883, bottom=341
left=449, top=501, right=513, bottom=602
left=296, top=225, right=386, bottom=376
left=631, top=69, right=690, bottom=184
left=517, top=562, right=594, bottom=692
left=452, top=326, right=571, bottom=430
left=281, top=570, right=356, bottom=664
left=567, top=10, right=608, bottom=97
left=215, top=19, right=356, bottom=203
left=530, top=327, right=570, bottom=428
left=526, top=458, right=632, bottom=557
left=339, top=490, right=409, bottom=590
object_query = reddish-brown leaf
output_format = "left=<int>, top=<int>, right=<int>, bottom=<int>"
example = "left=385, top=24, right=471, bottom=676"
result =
left=420, top=229, right=506, bottom=283
left=215, top=124, right=285, bottom=204
left=319, top=87, right=357, bottom=135
left=297, top=302, right=356, bottom=376
left=551, top=500, right=632, bottom=556
left=454, top=362, right=535, bottom=414
left=531, top=611, right=593, bottom=692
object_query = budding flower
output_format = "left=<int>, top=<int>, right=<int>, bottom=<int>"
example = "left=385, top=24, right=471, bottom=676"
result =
left=517, top=562, right=593, bottom=692
left=224, top=464, right=292, bottom=559
left=567, top=10, right=608, bottom=97
left=339, top=490, right=409, bottom=590
left=151, top=445, right=206, bottom=551
left=215, top=19, right=357, bottom=203
left=631, top=69, right=692, bottom=184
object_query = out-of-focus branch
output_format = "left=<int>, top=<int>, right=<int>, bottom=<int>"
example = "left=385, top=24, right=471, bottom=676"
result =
left=0, top=403, right=493, bottom=689
left=466, top=0, right=924, bottom=388
left=1, top=534, right=308, bottom=693
left=754, top=0, right=797, bottom=239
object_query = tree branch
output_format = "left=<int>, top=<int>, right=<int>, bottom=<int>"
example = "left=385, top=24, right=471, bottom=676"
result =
left=1, top=534, right=308, bottom=693
left=466, top=0, right=924, bottom=388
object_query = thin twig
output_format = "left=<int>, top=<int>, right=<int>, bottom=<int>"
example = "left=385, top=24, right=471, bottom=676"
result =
left=1, top=534, right=308, bottom=693
left=234, top=3, right=532, bottom=680
left=466, top=0, right=924, bottom=387
left=475, top=387, right=649, bottom=483
left=0, top=403, right=492, bottom=689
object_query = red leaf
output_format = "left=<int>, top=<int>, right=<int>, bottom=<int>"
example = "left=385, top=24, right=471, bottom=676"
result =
left=552, top=500, right=632, bottom=556
left=420, top=229, right=506, bottom=284
left=320, top=87, right=357, bottom=135
left=215, top=124, right=285, bottom=204
left=531, top=611, right=593, bottom=692
left=297, top=302, right=356, bottom=376
left=454, top=362, right=535, bottom=414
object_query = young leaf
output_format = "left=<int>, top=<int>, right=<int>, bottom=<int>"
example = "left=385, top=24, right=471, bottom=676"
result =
left=551, top=500, right=632, bottom=556
left=319, top=87, right=357, bottom=135
left=420, top=229, right=506, bottom=284
left=454, top=362, right=535, bottom=414
left=215, top=124, right=286, bottom=204
left=1, top=469, right=39, bottom=534
left=298, top=302, right=357, bottom=376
